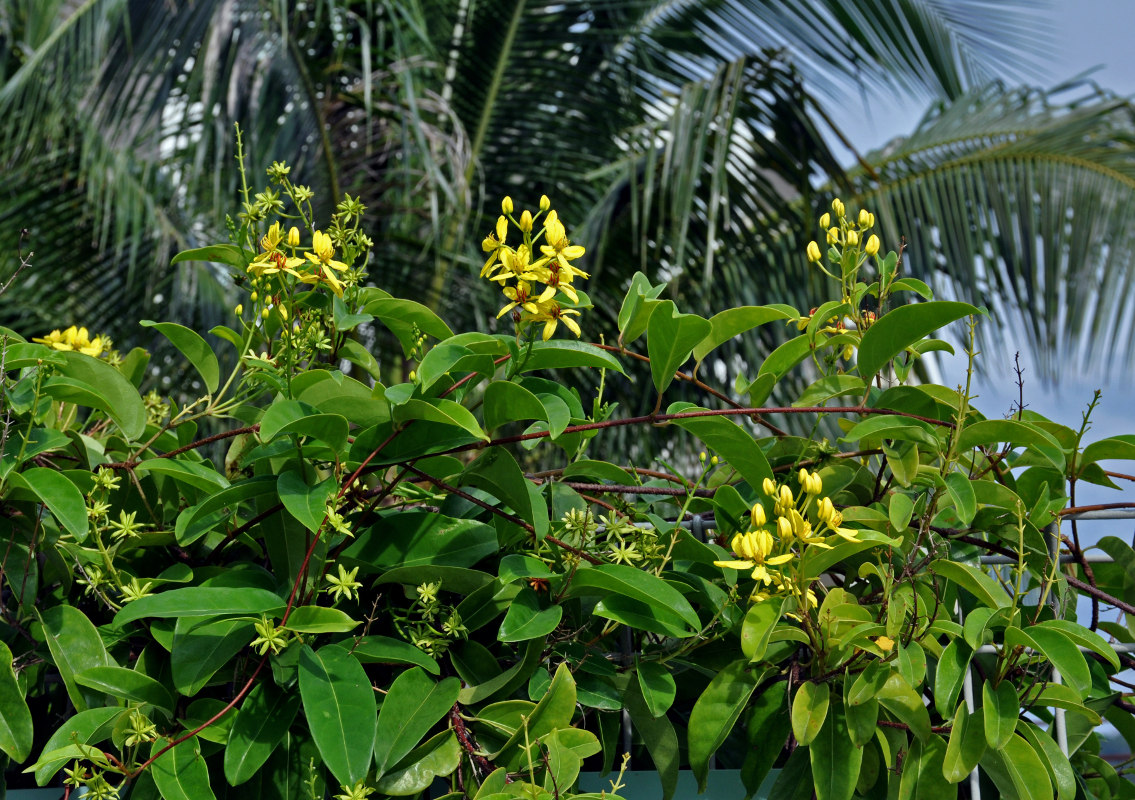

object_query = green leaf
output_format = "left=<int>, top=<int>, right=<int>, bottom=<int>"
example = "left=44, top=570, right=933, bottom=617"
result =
left=647, top=301, right=712, bottom=396
left=848, top=660, right=889, bottom=706
left=877, top=673, right=931, bottom=741
left=494, top=663, right=576, bottom=769
left=374, top=667, right=461, bottom=778
left=364, top=298, right=454, bottom=354
left=693, top=305, right=795, bottom=367
left=394, top=398, right=488, bottom=441
left=151, top=735, right=216, bottom=800
left=115, top=587, right=284, bottom=624
left=375, top=730, right=462, bottom=796
left=667, top=409, right=774, bottom=493
left=1016, top=721, right=1075, bottom=800
left=517, top=339, right=625, bottom=375
left=134, top=458, right=230, bottom=493
left=0, top=427, right=70, bottom=479
left=933, top=639, right=972, bottom=718
left=792, top=374, right=867, bottom=408
left=980, top=734, right=1052, bottom=800
left=6, top=467, right=88, bottom=540
left=175, top=476, right=278, bottom=545
left=1004, top=625, right=1090, bottom=698
left=0, top=641, right=33, bottom=762
left=956, top=419, right=1065, bottom=471
left=810, top=699, right=862, bottom=800
left=36, top=605, right=111, bottom=712
left=565, top=564, right=700, bottom=632
left=791, top=681, right=829, bottom=746
left=224, top=682, right=301, bottom=786
left=897, top=735, right=950, bottom=799
left=840, top=415, right=941, bottom=447
left=498, top=587, right=562, bottom=642
left=740, top=597, right=783, bottom=662
left=298, top=644, right=377, bottom=785
left=140, top=321, right=220, bottom=393
left=259, top=399, right=350, bottom=451
left=342, top=511, right=498, bottom=572
left=689, top=660, right=762, bottom=790
left=460, top=447, right=547, bottom=539
left=943, top=472, right=977, bottom=525
left=350, top=636, right=440, bottom=675
left=1081, top=434, right=1135, bottom=466
left=636, top=661, right=677, bottom=718
left=75, top=666, right=174, bottom=715
left=888, top=492, right=915, bottom=534
left=54, top=351, right=147, bottom=439
left=171, top=617, right=255, bottom=695
left=283, top=606, right=361, bottom=634
left=623, top=673, right=680, bottom=800
left=171, top=243, right=247, bottom=268
left=277, top=470, right=337, bottom=532
left=483, top=381, right=548, bottom=431
left=932, top=560, right=1009, bottom=608
left=1033, top=619, right=1121, bottom=671
left=943, top=704, right=985, bottom=783
left=982, top=681, right=1018, bottom=749
left=33, top=707, right=121, bottom=785
left=857, top=301, right=980, bottom=378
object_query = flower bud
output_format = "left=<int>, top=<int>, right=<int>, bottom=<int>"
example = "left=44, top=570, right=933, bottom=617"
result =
left=762, top=478, right=778, bottom=498
left=699, top=451, right=707, bottom=463
left=287, top=226, right=300, bottom=247
left=250, top=291, right=259, bottom=302
left=865, top=234, right=880, bottom=256
left=409, top=370, right=417, bottom=381
left=832, top=198, right=845, bottom=218
left=278, top=305, right=288, bottom=321
left=776, top=516, right=793, bottom=541
left=779, top=485, right=795, bottom=509
left=234, top=304, right=243, bottom=316
left=710, top=455, right=719, bottom=466
left=806, top=241, right=822, bottom=263
left=846, top=229, right=859, bottom=247
left=819, top=212, right=830, bottom=228
left=539, top=194, right=551, bottom=212
left=750, top=504, right=767, bottom=529
left=502, top=196, right=514, bottom=215
left=519, top=209, right=533, bottom=232
left=827, top=227, right=840, bottom=245
left=858, top=209, right=872, bottom=228
left=262, top=308, right=270, bottom=320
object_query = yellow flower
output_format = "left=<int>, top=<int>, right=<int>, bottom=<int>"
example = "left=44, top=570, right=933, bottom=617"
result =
left=33, top=326, right=106, bottom=357
left=527, top=299, right=582, bottom=340
left=826, top=227, right=840, bottom=245
left=305, top=230, right=349, bottom=296
left=480, top=216, right=510, bottom=277
left=762, top=478, right=778, bottom=498
left=806, top=241, right=822, bottom=263
left=875, top=635, right=895, bottom=653
left=287, top=226, right=301, bottom=247
left=496, top=280, right=540, bottom=318
left=750, top=503, right=767, bottom=528
left=858, top=209, right=872, bottom=228
left=714, top=529, right=793, bottom=585
left=539, top=211, right=589, bottom=277
left=494, top=244, right=547, bottom=284
left=260, top=221, right=284, bottom=252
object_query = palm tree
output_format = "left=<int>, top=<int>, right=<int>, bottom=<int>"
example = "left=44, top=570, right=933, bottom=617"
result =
left=1, top=0, right=1131, bottom=392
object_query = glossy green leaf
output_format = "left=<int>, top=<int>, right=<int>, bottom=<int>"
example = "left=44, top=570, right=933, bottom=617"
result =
left=840, top=414, right=941, bottom=447
left=636, top=661, right=677, bottom=718
left=647, top=300, right=712, bottom=395
left=298, top=644, right=377, bottom=785
left=55, top=351, right=147, bottom=438
left=283, top=606, right=361, bottom=634
left=171, top=243, right=246, bottom=268
left=175, top=476, right=278, bottom=545
left=170, top=617, right=255, bottom=695
left=513, top=339, right=624, bottom=375
left=666, top=409, right=774, bottom=494
left=1034, top=619, right=1120, bottom=671
left=810, top=699, right=862, bottom=800
left=844, top=693, right=877, bottom=747
left=979, top=734, right=1051, bottom=800
left=494, top=663, right=576, bottom=768
left=0, top=641, right=33, bottom=762
left=33, top=707, right=121, bottom=785
left=740, top=596, right=783, bottom=663
left=623, top=677, right=679, bottom=800
left=74, top=666, right=174, bottom=715
left=1080, top=434, right=1135, bottom=465
left=693, top=305, right=795, bottom=367
left=566, top=564, right=699, bottom=631
left=933, top=639, right=972, bottom=718
left=374, top=667, right=461, bottom=778
left=497, top=587, right=562, bottom=642
left=943, top=704, right=984, bottom=783
left=393, top=398, right=488, bottom=441
left=888, top=492, right=915, bottom=533
left=483, top=381, right=548, bottom=431
left=1016, top=720, right=1075, bottom=800
left=848, top=660, right=889, bottom=706
left=897, top=734, right=951, bottom=799
left=460, top=447, right=547, bottom=540
left=364, top=298, right=454, bottom=354
left=224, top=682, right=301, bottom=786
left=116, top=587, right=284, bottom=624
left=350, top=636, right=440, bottom=675
left=151, top=734, right=216, bottom=800
left=375, top=730, right=462, bottom=796
left=277, top=470, right=337, bottom=532
left=932, top=560, right=1009, bottom=608
left=135, top=458, right=230, bottom=493
left=791, top=680, right=830, bottom=746
left=769, top=747, right=814, bottom=800
left=36, top=605, right=111, bottom=712
left=877, top=673, right=930, bottom=741
left=342, top=511, right=498, bottom=572
left=259, top=399, right=350, bottom=451
left=140, top=320, right=220, bottom=393
left=956, top=419, right=1065, bottom=470
left=857, top=301, right=979, bottom=378
left=7, top=467, right=87, bottom=540
left=0, top=427, right=70, bottom=479
left=689, top=660, right=762, bottom=790
left=1004, top=625, right=1090, bottom=698
left=943, top=472, right=976, bottom=525
left=982, top=681, right=1018, bottom=749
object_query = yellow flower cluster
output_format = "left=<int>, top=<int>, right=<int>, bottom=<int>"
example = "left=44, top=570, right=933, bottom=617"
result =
left=481, top=196, right=589, bottom=340
left=247, top=222, right=349, bottom=297
left=33, top=325, right=108, bottom=357
left=714, top=469, right=860, bottom=606
left=807, top=197, right=880, bottom=268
